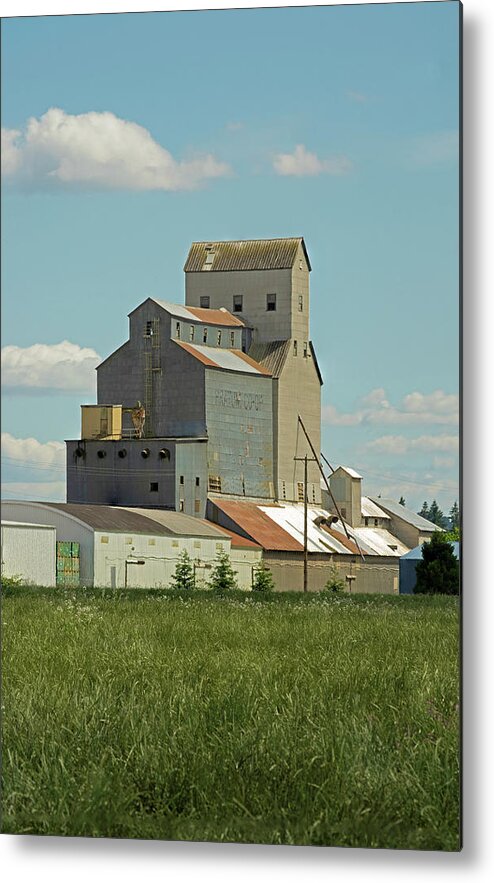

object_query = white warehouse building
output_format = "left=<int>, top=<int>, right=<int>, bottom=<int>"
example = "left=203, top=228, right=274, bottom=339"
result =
left=0, top=502, right=261, bottom=590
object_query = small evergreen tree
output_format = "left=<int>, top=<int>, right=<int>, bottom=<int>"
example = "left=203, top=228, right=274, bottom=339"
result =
left=418, top=501, right=430, bottom=520
left=209, top=550, right=238, bottom=594
left=450, top=501, right=460, bottom=530
left=323, top=564, right=345, bottom=594
left=252, top=561, right=275, bottom=593
left=414, top=532, right=459, bottom=595
left=170, top=550, right=195, bottom=591
left=427, top=499, right=447, bottom=528
left=399, top=496, right=406, bottom=506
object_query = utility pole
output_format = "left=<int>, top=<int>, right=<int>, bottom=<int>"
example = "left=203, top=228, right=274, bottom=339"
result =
left=294, top=453, right=316, bottom=592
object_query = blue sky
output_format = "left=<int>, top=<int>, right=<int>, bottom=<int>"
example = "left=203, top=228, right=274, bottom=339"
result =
left=1, top=1, right=460, bottom=513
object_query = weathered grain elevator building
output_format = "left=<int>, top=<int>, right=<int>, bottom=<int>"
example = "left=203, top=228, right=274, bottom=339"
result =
left=66, top=237, right=323, bottom=515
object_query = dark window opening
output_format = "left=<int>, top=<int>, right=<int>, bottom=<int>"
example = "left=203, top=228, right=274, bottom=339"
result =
left=189, top=325, right=195, bottom=341
left=200, top=296, right=210, bottom=308
left=118, top=449, right=127, bottom=459
left=203, top=327, right=208, bottom=343
left=176, top=322, right=181, bottom=339
left=97, top=450, right=106, bottom=459
left=297, top=482, right=304, bottom=502
left=150, top=482, right=159, bottom=492
left=180, top=475, right=184, bottom=485
left=298, top=295, right=303, bottom=312
left=303, top=341, right=308, bottom=358
left=195, top=477, right=200, bottom=486
left=293, top=340, right=298, bottom=356
left=141, top=449, right=150, bottom=459
left=266, top=293, right=277, bottom=311
left=217, top=330, right=222, bottom=345
left=159, top=448, right=170, bottom=460
left=230, top=331, right=235, bottom=346
left=233, top=295, right=243, bottom=312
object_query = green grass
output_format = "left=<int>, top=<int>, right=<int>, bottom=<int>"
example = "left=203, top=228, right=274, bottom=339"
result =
left=1, top=587, right=460, bottom=849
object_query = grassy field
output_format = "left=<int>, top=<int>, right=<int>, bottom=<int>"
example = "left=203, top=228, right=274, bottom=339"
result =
left=1, top=587, right=460, bottom=849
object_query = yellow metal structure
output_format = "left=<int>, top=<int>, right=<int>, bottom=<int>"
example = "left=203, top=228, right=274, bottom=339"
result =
left=81, top=405, right=122, bottom=440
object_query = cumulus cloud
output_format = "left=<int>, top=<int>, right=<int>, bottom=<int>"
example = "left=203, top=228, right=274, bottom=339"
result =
left=1, top=432, right=65, bottom=468
left=366, top=434, right=459, bottom=455
left=322, top=388, right=459, bottom=427
left=2, top=340, right=100, bottom=392
left=1, top=108, right=231, bottom=191
left=273, top=144, right=352, bottom=177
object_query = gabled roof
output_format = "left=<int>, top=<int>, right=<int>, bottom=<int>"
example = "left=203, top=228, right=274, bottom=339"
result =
left=369, top=498, right=443, bottom=532
left=361, top=497, right=390, bottom=519
left=333, top=466, right=363, bottom=480
left=209, top=498, right=304, bottom=552
left=174, top=341, right=271, bottom=375
left=130, top=298, right=245, bottom=327
left=184, top=238, right=311, bottom=272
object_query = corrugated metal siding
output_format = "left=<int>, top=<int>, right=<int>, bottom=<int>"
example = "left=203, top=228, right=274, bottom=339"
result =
left=247, top=340, right=291, bottom=378
left=209, top=498, right=304, bottom=551
left=175, top=341, right=270, bottom=375
left=369, top=498, right=441, bottom=531
left=184, top=238, right=310, bottom=272
left=152, top=299, right=245, bottom=327
left=1, top=521, right=56, bottom=587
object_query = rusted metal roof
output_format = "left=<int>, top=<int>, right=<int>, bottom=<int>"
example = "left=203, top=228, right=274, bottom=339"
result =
left=209, top=498, right=304, bottom=552
left=185, top=306, right=245, bottom=326
left=184, top=238, right=311, bottom=272
left=215, top=526, right=262, bottom=549
left=149, top=299, right=245, bottom=327
left=247, top=340, right=291, bottom=378
left=174, top=341, right=271, bottom=375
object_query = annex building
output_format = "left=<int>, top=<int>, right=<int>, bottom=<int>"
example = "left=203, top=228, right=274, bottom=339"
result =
left=66, top=238, right=322, bottom=515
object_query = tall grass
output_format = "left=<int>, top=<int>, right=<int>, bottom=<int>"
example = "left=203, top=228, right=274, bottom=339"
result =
left=1, top=588, right=460, bottom=849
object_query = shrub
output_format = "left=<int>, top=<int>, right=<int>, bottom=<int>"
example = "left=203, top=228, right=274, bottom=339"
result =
left=1, top=573, right=23, bottom=593
left=170, top=550, right=195, bottom=591
left=209, top=551, right=238, bottom=594
left=415, top=532, right=459, bottom=596
left=322, top=565, right=345, bottom=594
left=252, top=561, right=275, bottom=593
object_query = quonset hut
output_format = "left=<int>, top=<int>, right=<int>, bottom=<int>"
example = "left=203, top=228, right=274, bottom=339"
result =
left=66, top=238, right=323, bottom=516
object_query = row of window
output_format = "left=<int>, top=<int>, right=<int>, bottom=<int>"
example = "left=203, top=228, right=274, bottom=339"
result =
left=176, top=322, right=237, bottom=347
left=280, top=481, right=317, bottom=503
left=198, top=294, right=304, bottom=313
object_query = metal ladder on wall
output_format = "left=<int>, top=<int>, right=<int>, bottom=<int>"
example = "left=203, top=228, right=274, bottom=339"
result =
left=143, top=317, right=161, bottom=437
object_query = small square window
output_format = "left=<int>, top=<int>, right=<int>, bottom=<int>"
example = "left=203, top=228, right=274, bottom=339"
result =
left=176, top=322, right=181, bottom=339
left=200, top=296, right=210, bottom=308
left=203, top=327, right=208, bottom=343
left=298, top=295, right=303, bottom=312
left=189, top=325, right=195, bottom=341
left=233, top=295, right=243, bottom=312
left=266, top=293, right=277, bottom=311
left=150, top=482, right=159, bottom=493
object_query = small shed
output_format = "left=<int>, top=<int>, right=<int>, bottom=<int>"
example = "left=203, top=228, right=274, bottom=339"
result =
left=399, top=542, right=460, bottom=594
left=1, top=520, right=56, bottom=586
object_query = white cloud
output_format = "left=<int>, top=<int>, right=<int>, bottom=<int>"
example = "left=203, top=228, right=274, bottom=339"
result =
left=366, top=434, right=459, bottom=455
left=273, top=144, right=352, bottom=177
left=2, top=340, right=100, bottom=392
left=1, top=108, right=231, bottom=191
left=323, top=388, right=459, bottom=427
left=1, top=432, right=65, bottom=468
left=346, top=90, right=368, bottom=104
